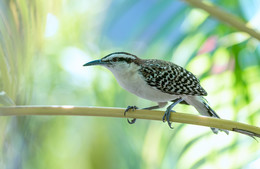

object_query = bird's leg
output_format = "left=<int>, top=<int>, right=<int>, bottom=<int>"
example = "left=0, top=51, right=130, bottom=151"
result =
left=163, top=98, right=184, bottom=129
left=142, top=105, right=161, bottom=110
left=124, top=102, right=167, bottom=124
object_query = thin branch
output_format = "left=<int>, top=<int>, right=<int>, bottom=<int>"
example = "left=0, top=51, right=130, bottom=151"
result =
left=0, top=106, right=259, bottom=138
left=183, top=0, right=260, bottom=41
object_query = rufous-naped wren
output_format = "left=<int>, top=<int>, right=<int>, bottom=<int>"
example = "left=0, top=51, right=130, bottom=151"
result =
left=84, top=52, right=229, bottom=135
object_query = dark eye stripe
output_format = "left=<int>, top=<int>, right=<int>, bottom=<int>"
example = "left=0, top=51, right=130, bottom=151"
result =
left=116, top=58, right=131, bottom=63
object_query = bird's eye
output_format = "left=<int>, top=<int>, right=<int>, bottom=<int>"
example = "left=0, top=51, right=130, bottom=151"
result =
left=112, top=58, right=117, bottom=62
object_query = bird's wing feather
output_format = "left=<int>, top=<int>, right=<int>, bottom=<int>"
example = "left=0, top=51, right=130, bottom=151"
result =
left=139, top=59, right=207, bottom=96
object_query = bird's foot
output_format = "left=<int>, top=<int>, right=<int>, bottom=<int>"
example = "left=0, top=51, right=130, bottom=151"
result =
left=162, top=108, right=176, bottom=129
left=162, top=98, right=183, bottom=129
left=124, top=106, right=138, bottom=124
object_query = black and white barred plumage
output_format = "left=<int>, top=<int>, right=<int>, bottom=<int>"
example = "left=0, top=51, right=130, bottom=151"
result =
left=139, top=59, right=207, bottom=96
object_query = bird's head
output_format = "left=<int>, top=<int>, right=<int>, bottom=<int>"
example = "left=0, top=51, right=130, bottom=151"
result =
left=83, top=52, right=141, bottom=72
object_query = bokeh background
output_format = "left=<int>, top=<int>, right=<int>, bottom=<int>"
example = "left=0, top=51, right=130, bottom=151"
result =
left=1, top=0, right=260, bottom=169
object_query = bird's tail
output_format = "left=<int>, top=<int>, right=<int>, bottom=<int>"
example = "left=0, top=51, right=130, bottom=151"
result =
left=185, top=96, right=229, bottom=135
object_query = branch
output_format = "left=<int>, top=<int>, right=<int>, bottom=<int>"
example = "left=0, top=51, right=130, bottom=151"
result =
left=183, top=0, right=260, bottom=41
left=0, top=106, right=259, bottom=138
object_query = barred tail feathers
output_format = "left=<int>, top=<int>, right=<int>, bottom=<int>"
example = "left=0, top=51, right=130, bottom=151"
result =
left=184, top=96, right=229, bottom=135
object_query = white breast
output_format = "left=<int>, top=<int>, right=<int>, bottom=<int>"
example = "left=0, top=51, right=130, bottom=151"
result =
left=107, top=63, right=179, bottom=102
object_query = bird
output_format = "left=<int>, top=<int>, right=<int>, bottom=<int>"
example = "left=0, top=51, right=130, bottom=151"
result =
left=83, top=52, right=229, bottom=135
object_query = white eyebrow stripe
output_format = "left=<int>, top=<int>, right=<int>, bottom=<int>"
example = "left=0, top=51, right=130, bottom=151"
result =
left=102, top=53, right=136, bottom=61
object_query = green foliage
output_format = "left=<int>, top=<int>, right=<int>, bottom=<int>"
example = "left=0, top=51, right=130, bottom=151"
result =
left=1, top=0, right=260, bottom=169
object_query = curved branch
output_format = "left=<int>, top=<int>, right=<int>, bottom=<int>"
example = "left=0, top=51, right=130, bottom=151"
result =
left=0, top=106, right=259, bottom=138
left=183, top=0, right=260, bottom=41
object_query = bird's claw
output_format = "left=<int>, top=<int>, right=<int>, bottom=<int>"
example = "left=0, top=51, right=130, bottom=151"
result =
left=124, top=106, right=138, bottom=116
left=162, top=109, right=175, bottom=129
left=124, top=106, right=138, bottom=124
left=127, top=118, right=136, bottom=124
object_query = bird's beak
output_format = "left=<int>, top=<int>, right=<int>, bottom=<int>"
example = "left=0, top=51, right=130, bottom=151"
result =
left=83, top=59, right=106, bottom=66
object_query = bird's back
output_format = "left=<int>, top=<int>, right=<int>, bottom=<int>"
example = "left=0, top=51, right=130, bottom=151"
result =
left=138, top=59, right=207, bottom=96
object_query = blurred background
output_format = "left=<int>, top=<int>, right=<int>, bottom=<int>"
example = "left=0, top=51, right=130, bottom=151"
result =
left=1, top=0, right=260, bottom=168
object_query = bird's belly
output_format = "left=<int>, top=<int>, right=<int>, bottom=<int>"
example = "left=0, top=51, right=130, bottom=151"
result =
left=129, top=84, right=179, bottom=102
left=114, top=72, right=178, bottom=102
